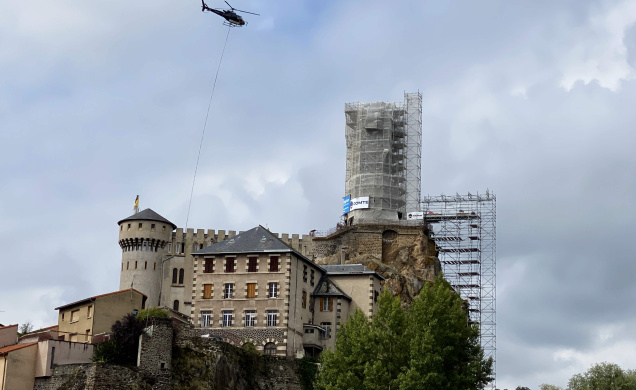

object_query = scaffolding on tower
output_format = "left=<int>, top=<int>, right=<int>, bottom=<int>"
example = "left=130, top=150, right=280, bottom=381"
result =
left=421, top=192, right=496, bottom=389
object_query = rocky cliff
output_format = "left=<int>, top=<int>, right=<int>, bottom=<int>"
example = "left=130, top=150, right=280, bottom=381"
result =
left=312, top=224, right=441, bottom=304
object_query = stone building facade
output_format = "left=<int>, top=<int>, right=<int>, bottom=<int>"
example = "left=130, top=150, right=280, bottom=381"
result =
left=117, top=208, right=440, bottom=356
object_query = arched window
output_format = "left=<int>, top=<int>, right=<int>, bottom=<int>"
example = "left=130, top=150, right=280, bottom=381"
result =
left=179, top=268, right=185, bottom=285
left=173, top=300, right=179, bottom=311
left=172, top=268, right=178, bottom=284
left=264, top=342, right=276, bottom=356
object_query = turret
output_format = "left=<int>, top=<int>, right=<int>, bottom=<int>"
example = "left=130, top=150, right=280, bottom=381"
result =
left=118, top=208, right=176, bottom=307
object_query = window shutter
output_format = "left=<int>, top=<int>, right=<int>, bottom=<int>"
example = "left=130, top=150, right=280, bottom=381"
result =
left=247, top=283, right=256, bottom=298
left=203, top=284, right=212, bottom=299
left=329, top=297, right=333, bottom=311
left=320, top=297, right=324, bottom=312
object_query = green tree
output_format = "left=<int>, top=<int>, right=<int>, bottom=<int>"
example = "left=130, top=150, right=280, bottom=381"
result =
left=316, top=276, right=493, bottom=390
left=516, top=387, right=532, bottom=390
left=541, top=362, right=636, bottom=390
left=93, top=313, right=145, bottom=365
left=539, top=385, right=562, bottom=390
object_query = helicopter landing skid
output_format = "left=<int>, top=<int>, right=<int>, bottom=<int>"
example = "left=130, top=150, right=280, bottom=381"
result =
left=223, top=21, right=244, bottom=27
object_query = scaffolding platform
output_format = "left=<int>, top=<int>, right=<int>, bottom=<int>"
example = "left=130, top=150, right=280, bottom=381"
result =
left=422, top=192, right=496, bottom=389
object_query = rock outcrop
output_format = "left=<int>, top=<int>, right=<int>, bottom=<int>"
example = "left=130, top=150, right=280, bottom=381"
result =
left=312, top=224, right=441, bottom=304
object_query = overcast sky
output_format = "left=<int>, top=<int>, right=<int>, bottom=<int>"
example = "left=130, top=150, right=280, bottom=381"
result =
left=2, top=0, right=636, bottom=388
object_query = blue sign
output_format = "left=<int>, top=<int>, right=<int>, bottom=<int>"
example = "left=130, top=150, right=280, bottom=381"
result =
left=343, top=195, right=351, bottom=214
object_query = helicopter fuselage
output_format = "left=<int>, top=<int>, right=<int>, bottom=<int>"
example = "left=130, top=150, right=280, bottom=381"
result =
left=204, top=7, right=246, bottom=25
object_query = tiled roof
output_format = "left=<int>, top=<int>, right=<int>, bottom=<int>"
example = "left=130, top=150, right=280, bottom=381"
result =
left=193, top=226, right=294, bottom=255
left=0, top=343, right=37, bottom=355
left=0, top=324, right=18, bottom=330
left=117, top=208, right=176, bottom=229
left=55, top=288, right=147, bottom=310
left=312, top=275, right=352, bottom=300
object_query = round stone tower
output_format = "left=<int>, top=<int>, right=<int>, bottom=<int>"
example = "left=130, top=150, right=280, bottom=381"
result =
left=118, top=208, right=176, bottom=307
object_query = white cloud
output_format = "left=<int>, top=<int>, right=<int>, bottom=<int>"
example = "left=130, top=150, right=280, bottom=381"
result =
left=559, top=0, right=636, bottom=91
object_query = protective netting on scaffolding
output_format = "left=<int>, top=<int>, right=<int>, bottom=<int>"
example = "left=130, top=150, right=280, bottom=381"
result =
left=344, top=92, right=422, bottom=222
left=421, top=192, right=496, bottom=390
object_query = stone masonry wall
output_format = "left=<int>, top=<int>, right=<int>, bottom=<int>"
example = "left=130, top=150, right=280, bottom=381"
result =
left=313, top=223, right=441, bottom=303
left=138, top=318, right=173, bottom=390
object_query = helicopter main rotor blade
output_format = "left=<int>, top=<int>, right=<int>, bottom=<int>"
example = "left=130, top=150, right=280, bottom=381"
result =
left=234, top=8, right=259, bottom=15
left=225, top=1, right=233, bottom=9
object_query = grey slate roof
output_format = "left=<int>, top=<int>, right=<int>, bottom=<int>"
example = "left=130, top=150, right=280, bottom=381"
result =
left=117, top=208, right=177, bottom=229
left=312, top=275, right=352, bottom=300
left=193, top=225, right=294, bottom=255
left=322, top=264, right=384, bottom=279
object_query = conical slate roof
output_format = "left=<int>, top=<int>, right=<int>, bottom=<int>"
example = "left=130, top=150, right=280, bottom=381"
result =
left=194, top=225, right=293, bottom=255
left=117, top=208, right=176, bottom=229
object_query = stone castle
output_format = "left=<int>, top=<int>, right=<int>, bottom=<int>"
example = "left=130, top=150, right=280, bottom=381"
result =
left=116, top=92, right=441, bottom=356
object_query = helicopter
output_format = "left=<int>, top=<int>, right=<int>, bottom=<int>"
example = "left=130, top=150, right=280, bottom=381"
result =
left=201, top=1, right=259, bottom=27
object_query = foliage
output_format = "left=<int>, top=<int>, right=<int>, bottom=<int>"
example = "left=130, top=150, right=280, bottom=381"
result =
left=315, top=275, right=493, bottom=390
left=18, top=321, right=34, bottom=336
left=541, top=362, right=636, bottom=390
left=92, top=313, right=146, bottom=365
left=135, top=307, right=170, bottom=320
left=298, top=356, right=319, bottom=390
left=93, top=339, right=118, bottom=363
left=516, top=387, right=532, bottom=390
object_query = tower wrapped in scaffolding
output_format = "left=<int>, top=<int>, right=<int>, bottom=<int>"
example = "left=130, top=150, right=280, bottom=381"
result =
left=344, top=92, right=422, bottom=223
left=422, top=192, right=497, bottom=389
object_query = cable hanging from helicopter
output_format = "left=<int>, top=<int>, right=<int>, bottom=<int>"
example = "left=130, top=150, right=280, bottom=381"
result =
left=201, top=0, right=259, bottom=27
left=185, top=1, right=259, bottom=229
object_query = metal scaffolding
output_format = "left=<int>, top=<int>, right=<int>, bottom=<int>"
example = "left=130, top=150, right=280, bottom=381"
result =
left=421, top=192, right=496, bottom=389
left=344, top=92, right=422, bottom=222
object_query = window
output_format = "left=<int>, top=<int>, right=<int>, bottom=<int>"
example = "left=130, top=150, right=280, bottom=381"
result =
left=71, top=309, right=80, bottom=323
left=201, top=310, right=212, bottom=328
left=138, top=223, right=143, bottom=230
left=222, top=311, right=233, bottom=327
left=310, top=269, right=315, bottom=286
left=193, top=243, right=198, bottom=252
left=127, top=223, right=131, bottom=231
left=244, top=310, right=255, bottom=327
left=204, top=258, right=214, bottom=273
left=173, top=300, right=180, bottom=311
left=374, top=291, right=379, bottom=303
left=224, top=283, right=234, bottom=299
left=264, top=342, right=276, bottom=356
left=154, top=262, right=156, bottom=271
left=120, top=225, right=123, bottom=232
left=225, top=258, right=235, bottom=273
left=179, top=268, right=184, bottom=284
left=168, top=243, right=172, bottom=253
left=87, top=305, right=92, bottom=318
left=266, top=310, right=277, bottom=327
left=127, top=261, right=129, bottom=270
left=144, top=261, right=147, bottom=270
left=302, top=291, right=307, bottom=309
left=172, top=268, right=178, bottom=284
left=62, top=313, right=65, bottom=321
left=269, top=256, right=279, bottom=272
left=268, top=282, right=278, bottom=298
left=203, top=284, right=212, bottom=299
left=151, top=223, right=156, bottom=231
left=248, top=257, right=258, bottom=272
left=162, top=225, right=166, bottom=233
left=321, top=322, right=332, bottom=339
left=320, top=297, right=333, bottom=312
left=247, top=283, right=256, bottom=298
left=50, top=347, right=55, bottom=369
left=176, top=242, right=181, bottom=254
left=303, top=265, right=307, bottom=282
left=135, top=261, right=138, bottom=269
